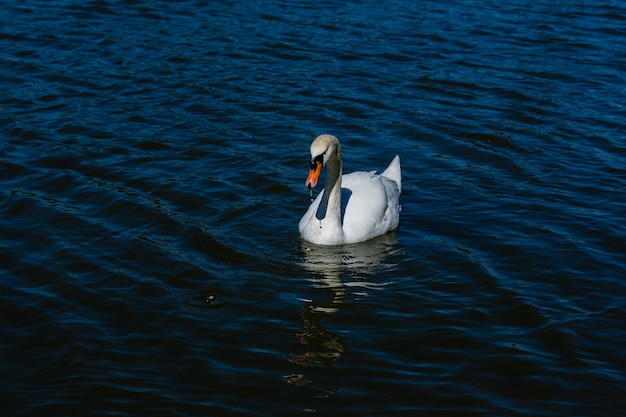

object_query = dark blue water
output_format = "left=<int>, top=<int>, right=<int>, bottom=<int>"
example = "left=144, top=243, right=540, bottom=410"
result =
left=2, top=0, right=625, bottom=415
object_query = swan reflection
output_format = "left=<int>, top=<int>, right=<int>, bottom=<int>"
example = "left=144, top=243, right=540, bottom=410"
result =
left=285, top=233, right=400, bottom=391
left=301, top=232, right=399, bottom=275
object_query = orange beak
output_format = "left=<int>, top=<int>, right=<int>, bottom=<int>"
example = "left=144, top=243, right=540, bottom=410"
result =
left=305, top=160, right=323, bottom=189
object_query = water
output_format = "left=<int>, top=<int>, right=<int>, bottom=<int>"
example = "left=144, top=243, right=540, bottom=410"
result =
left=1, top=0, right=625, bottom=415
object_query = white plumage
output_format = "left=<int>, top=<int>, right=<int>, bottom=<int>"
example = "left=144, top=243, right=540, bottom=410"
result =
left=299, top=134, right=401, bottom=245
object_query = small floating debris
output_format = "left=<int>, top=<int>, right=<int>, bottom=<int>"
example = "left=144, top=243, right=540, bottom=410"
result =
left=184, top=292, right=230, bottom=309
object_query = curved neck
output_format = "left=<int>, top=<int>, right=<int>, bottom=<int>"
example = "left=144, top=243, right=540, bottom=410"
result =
left=315, top=150, right=343, bottom=225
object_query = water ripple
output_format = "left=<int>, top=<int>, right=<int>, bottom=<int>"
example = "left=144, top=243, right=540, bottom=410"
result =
left=2, top=0, right=626, bottom=416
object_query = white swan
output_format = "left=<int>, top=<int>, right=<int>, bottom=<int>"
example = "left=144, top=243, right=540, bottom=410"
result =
left=298, top=134, right=401, bottom=245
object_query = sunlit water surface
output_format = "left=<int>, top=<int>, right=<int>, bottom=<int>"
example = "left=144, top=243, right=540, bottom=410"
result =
left=1, top=1, right=625, bottom=416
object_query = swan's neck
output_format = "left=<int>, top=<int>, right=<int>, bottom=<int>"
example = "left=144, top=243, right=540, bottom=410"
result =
left=315, top=149, right=343, bottom=226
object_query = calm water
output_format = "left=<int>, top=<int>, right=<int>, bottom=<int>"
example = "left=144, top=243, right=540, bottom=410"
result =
left=1, top=0, right=625, bottom=415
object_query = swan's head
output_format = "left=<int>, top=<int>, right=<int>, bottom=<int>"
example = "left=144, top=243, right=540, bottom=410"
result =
left=305, top=134, right=340, bottom=189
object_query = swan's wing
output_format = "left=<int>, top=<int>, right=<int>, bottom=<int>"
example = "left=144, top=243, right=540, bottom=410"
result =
left=340, top=171, right=400, bottom=242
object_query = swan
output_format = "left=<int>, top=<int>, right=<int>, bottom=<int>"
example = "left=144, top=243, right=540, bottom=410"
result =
left=298, top=134, right=401, bottom=245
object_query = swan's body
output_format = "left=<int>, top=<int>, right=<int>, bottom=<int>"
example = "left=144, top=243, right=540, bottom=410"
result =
left=298, top=134, right=401, bottom=245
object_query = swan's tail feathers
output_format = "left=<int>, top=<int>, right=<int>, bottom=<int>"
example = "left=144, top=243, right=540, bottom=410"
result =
left=381, top=155, right=402, bottom=193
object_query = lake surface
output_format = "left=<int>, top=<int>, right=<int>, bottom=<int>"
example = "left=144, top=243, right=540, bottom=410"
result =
left=1, top=0, right=625, bottom=415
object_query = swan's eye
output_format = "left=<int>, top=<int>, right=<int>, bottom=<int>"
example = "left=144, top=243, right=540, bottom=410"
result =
left=310, top=154, right=323, bottom=171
